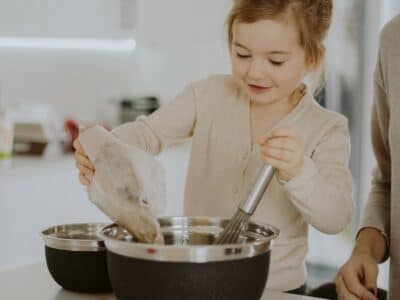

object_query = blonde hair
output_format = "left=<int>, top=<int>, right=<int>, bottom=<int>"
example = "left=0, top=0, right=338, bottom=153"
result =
left=227, top=0, right=333, bottom=69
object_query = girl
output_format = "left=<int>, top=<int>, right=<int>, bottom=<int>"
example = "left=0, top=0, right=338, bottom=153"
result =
left=75, top=0, right=354, bottom=295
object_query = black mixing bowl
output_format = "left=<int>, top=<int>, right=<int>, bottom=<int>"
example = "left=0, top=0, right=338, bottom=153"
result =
left=99, top=216, right=279, bottom=300
left=41, top=223, right=112, bottom=293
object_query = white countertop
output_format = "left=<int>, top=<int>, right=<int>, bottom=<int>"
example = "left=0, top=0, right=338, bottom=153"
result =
left=0, top=263, right=325, bottom=300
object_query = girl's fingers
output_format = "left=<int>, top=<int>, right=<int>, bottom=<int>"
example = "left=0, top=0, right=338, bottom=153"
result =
left=258, top=135, right=269, bottom=145
left=262, top=147, right=293, bottom=163
left=73, top=138, right=91, bottom=160
left=73, top=138, right=94, bottom=186
left=77, top=162, right=95, bottom=178
left=73, top=138, right=94, bottom=170
left=73, top=138, right=83, bottom=153
left=259, top=126, right=300, bottom=147
left=75, top=152, right=95, bottom=171
left=261, top=155, right=289, bottom=170
left=269, top=126, right=296, bottom=139
left=266, top=137, right=298, bottom=151
left=79, top=173, right=91, bottom=186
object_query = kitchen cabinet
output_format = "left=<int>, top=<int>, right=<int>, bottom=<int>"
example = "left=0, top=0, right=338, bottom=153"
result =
left=0, top=263, right=326, bottom=300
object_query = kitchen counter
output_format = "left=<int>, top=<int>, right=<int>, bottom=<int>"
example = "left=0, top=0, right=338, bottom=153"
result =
left=0, top=263, right=326, bottom=300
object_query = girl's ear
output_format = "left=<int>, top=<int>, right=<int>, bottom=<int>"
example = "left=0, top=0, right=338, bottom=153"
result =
left=307, top=55, right=323, bottom=73
left=312, top=46, right=326, bottom=71
left=307, top=60, right=319, bottom=73
left=306, top=45, right=325, bottom=72
left=303, top=61, right=315, bottom=76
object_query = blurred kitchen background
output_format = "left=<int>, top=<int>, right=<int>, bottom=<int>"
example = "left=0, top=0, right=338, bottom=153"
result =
left=1, top=0, right=399, bottom=292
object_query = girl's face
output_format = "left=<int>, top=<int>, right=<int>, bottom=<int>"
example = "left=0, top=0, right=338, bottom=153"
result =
left=230, top=18, right=311, bottom=106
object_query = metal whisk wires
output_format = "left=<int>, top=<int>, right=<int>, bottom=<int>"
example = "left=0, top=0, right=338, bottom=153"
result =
left=214, top=210, right=250, bottom=244
left=215, top=165, right=275, bottom=245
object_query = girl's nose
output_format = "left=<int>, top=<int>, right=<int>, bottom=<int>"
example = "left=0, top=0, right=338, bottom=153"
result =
left=247, top=59, right=266, bottom=80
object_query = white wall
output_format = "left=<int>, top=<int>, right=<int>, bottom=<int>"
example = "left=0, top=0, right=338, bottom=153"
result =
left=0, top=0, right=232, bottom=123
left=0, top=42, right=230, bottom=123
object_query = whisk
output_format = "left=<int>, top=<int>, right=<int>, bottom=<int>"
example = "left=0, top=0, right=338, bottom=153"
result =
left=215, top=165, right=275, bottom=245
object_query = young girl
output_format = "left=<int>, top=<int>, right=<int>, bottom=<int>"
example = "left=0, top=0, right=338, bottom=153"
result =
left=75, top=0, right=354, bottom=295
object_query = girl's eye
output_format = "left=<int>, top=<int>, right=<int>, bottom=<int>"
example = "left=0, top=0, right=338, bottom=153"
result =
left=270, top=60, right=285, bottom=66
left=236, top=52, right=251, bottom=59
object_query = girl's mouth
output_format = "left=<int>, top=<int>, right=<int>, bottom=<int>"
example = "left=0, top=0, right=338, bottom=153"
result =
left=247, top=83, right=272, bottom=94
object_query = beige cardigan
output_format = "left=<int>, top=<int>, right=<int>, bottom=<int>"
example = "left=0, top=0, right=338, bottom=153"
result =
left=109, top=74, right=354, bottom=291
left=360, top=15, right=400, bottom=300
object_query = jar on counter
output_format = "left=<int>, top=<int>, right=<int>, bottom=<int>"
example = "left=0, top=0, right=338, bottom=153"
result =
left=119, top=96, right=159, bottom=124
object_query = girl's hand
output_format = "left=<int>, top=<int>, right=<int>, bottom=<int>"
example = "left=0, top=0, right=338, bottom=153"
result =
left=73, top=138, right=95, bottom=186
left=259, top=126, right=304, bottom=182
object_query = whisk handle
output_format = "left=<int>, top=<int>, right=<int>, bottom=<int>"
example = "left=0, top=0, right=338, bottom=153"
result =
left=239, top=165, right=275, bottom=215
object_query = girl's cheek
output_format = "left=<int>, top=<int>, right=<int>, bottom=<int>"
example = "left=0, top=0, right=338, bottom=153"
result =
left=232, top=59, right=248, bottom=75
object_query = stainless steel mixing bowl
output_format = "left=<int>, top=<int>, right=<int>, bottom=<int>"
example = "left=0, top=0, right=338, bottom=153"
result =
left=99, top=216, right=279, bottom=300
left=41, top=223, right=112, bottom=293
